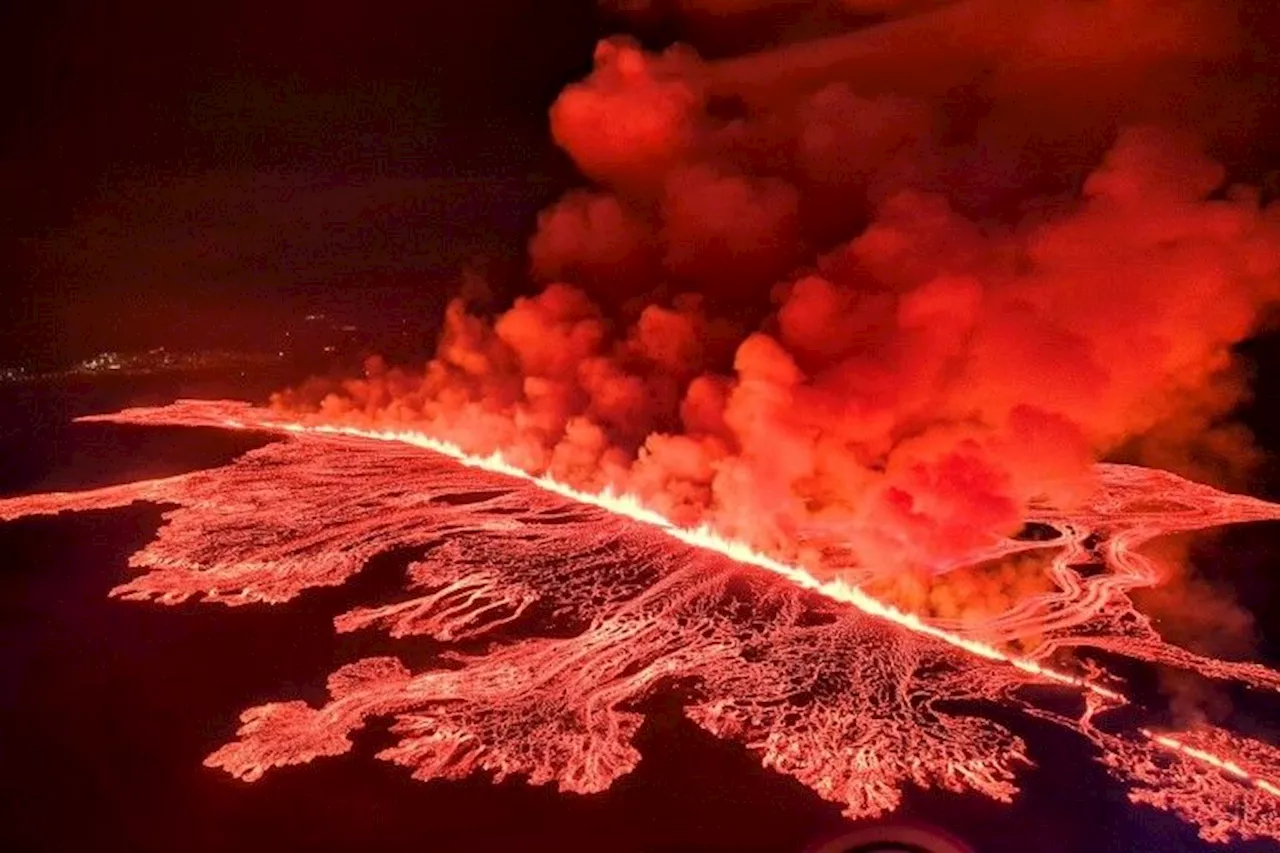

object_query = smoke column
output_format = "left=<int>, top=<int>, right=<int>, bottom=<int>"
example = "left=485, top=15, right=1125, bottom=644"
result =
left=277, top=0, right=1280, bottom=615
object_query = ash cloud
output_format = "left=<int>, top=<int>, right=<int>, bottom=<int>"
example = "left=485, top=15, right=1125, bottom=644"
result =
left=278, top=0, right=1280, bottom=592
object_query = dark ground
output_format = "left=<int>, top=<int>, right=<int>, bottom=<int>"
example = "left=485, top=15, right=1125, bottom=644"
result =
left=0, top=372, right=1278, bottom=853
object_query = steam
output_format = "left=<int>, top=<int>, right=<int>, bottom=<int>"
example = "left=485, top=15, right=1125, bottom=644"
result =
left=276, top=0, right=1280, bottom=591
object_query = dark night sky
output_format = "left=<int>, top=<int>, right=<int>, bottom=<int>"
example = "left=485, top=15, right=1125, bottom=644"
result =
left=5, top=1, right=1280, bottom=371
left=0, top=0, right=606, bottom=194
left=0, top=0, right=612, bottom=368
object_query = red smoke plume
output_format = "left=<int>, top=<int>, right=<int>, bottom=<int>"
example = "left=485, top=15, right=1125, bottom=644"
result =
left=276, top=0, right=1280, bottom=590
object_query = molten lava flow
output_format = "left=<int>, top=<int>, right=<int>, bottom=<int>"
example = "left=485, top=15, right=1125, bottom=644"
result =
left=3, top=397, right=1280, bottom=845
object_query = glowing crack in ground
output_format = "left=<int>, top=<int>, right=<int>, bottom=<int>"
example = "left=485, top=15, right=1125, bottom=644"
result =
left=3, top=399, right=1280, bottom=844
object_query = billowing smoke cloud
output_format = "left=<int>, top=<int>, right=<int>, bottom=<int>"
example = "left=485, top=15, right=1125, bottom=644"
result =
left=276, top=0, right=1280, bottom=597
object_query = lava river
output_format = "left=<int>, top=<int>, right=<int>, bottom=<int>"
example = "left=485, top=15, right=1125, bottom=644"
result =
left=3, top=398, right=1280, bottom=845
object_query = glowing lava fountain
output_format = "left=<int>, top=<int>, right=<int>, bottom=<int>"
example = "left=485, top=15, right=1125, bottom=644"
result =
left=3, top=398, right=1280, bottom=845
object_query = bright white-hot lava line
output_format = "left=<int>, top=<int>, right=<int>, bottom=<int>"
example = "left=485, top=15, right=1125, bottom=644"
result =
left=4, top=398, right=1280, bottom=846
left=274, top=419, right=1127, bottom=701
